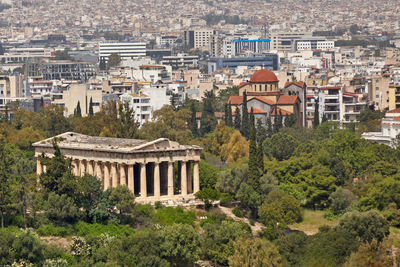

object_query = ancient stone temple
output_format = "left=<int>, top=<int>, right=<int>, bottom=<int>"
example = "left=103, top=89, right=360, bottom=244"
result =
left=33, top=132, right=202, bottom=204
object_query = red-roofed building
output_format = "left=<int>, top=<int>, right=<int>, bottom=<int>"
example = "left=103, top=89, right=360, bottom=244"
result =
left=282, top=81, right=307, bottom=127
left=239, top=69, right=279, bottom=95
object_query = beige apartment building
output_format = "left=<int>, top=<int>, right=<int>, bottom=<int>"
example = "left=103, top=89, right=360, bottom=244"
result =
left=34, top=132, right=202, bottom=204
left=53, top=84, right=102, bottom=116
left=368, top=76, right=390, bottom=110
left=388, top=84, right=400, bottom=110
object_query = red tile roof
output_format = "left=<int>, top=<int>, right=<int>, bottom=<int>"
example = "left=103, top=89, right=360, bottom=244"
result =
left=250, top=96, right=276, bottom=105
left=271, top=107, right=291, bottom=116
left=249, top=69, right=278, bottom=83
left=318, top=86, right=341, bottom=90
left=343, top=92, right=358, bottom=97
left=394, top=116, right=400, bottom=121
left=388, top=108, right=400, bottom=113
left=306, top=95, right=315, bottom=98
left=277, top=95, right=298, bottom=105
left=247, top=91, right=281, bottom=96
left=248, top=108, right=267, bottom=114
left=227, top=96, right=243, bottom=105
left=238, top=82, right=248, bottom=88
left=284, top=81, right=306, bottom=88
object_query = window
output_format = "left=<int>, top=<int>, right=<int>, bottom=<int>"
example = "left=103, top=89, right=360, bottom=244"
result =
left=376, top=87, right=379, bottom=91
left=133, top=99, right=139, bottom=103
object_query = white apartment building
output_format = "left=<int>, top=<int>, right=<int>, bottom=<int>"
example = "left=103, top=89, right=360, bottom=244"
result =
left=296, top=40, right=335, bottom=51
left=98, top=42, right=146, bottom=61
left=362, top=108, right=400, bottom=147
left=119, top=93, right=152, bottom=126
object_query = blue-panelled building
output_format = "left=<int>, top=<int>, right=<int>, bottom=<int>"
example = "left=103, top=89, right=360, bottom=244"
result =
left=207, top=53, right=279, bottom=74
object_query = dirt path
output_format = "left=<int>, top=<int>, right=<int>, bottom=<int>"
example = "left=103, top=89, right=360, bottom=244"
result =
left=218, top=206, right=264, bottom=236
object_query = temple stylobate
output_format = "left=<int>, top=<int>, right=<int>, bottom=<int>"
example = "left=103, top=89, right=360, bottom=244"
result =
left=33, top=132, right=202, bottom=204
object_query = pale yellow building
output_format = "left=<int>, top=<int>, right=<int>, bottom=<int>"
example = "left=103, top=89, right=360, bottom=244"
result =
left=388, top=84, right=400, bottom=110
left=53, top=84, right=102, bottom=116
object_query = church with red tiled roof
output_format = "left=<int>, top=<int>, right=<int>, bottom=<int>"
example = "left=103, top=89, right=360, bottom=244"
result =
left=239, top=69, right=280, bottom=95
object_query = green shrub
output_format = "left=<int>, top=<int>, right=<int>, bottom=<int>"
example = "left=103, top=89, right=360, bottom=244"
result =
left=232, top=207, right=244, bottom=218
left=219, top=193, right=234, bottom=207
left=74, top=221, right=135, bottom=237
left=154, top=207, right=196, bottom=226
left=9, top=215, right=25, bottom=228
left=37, top=225, right=74, bottom=237
left=249, top=219, right=255, bottom=226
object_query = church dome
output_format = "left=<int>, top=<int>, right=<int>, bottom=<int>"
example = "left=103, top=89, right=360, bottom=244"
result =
left=249, top=69, right=278, bottom=83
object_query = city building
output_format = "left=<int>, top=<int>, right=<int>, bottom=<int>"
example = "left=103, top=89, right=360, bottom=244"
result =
left=362, top=108, right=400, bottom=147
left=238, top=69, right=279, bottom=95
left=34, top=132, right=202, bottom=204
left=388, top=84, right=400, bottom=110
left=98, top=41, right=147, bottom=61
left=184, top=29, right=216, bottom=49
left=52, top=84, right=102, bottom=116
left=27, top=59, right=96, bottom=82
left=119, top=93, right=152, bottom=126
left=208, top=54, right=279, bottom=74
left=161, top=54, right=199, bottom=70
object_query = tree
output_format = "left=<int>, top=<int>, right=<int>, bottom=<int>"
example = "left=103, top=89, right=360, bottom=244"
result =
left=284, top=113, right=296, bottom=128
left=335, top=210, right=390, bottom=244
left=236, top=183, right=261, bottom=218
left=241, top=91, right=249, bottom=138
left=88, top=97, right=94, bottom=116
left=189, top=102, right=198, bottom=137
left=0, top=140, right=14, bottom=227
left=220, top=130, right=249, bottom=163
left=344, top=238, right=395, bottom=267
left=107, top=53, right=121, bottom=69
left=139, top=105, right=192, bottom=144
left=227, top=104, right=233, bottom=127
left=160, top=224, right=201, bottom=265
left=277, top=232, right=308, bottom=267
left=108, top=185, right=135, bottom=217
left=40, top=141, right=77, bottom=197
left=248, top=109, right=260, bottom=193
left=263, top=133, right=299, bottom=161
left=258, top=190, right=302, bottom=227
left=234, top=106, right=241, bottom=130
left=266, top=115, right=273, bottom=138
left=329, top=188, right=356, bottom=215
left=76, top=174, right=104, bottom=220
left=195, top=187, right=220, bottom=209
left=200, top=91, right=218, bottom=136
left=12, top=232, right=45, bottom=264
left=313, top=98, right=319, bottom=128
left=256, top=118, right=267, bottom=144
left=229, top=238, right=282, bottom=267
left=216, top=163, right=248, bottom=195
left=199, top=161, right=219, bottom=189
left=43, top=192, right=79, bottom=224
left=74, top=101, right=82, bottom=117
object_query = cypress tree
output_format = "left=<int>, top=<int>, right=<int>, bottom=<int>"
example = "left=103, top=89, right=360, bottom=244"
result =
left=224, top=103, right=229, bottom=125
left=234, top=107, right=241, bottom=130
left=227, top=103, right=233, bottom=127
left=314, top=98, right=320, bottom=128
left=257, top=142, right=264, bottom=174
left=75, top=101, right=82, bottom=117
left=248, top=108, right=260, bottom=193
left=89, top=97, right=94, bottom=116
left=199, top=91, right=217, bottom=136
left=189, top=102, right=198, bottom=137
left=266, top=115, right=273, bottom=138
left=256, top=118, right=267, bottom=144
left=241, top=91, right=249, bottom=138
left=321, top=113, right=328, bottom=123
left=250, top=107, right=255, bottom=128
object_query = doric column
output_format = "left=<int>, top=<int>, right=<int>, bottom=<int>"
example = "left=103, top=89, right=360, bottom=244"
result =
left=87, top=161, right=94, bottom=176
left=140, top=163, right=147, bottom=198
left=72, top=159, right=80, bottom=176
left=43, top=165, right=47, bottom=173
left=79, top=160, right=86, bottom=176
left=111, top=163, right=118, bottom=188
left=95, top=161, right=103, bottom=182
left=120, top=164, right=126, bottom=186
left=154, top=162, right=160, bottom=197
left=36, top=158, right=42, bottom=176
left=193, top=161, right=200, bottom=194
left=128, top=164, right=134, bottom=193
left=103, top=162, right=110, bottom=190
left=181, top=160, right=187, bottom=196
left=167, top=161, right=174, bottom=196
left=187, top=161, right=192, bottom=194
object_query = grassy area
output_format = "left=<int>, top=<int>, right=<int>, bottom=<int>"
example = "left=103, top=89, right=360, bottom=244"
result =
left=289, top=209, right=339, bottom=235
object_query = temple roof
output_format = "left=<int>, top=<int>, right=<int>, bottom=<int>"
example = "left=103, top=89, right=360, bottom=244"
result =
left=33, top=132, right=202, bottom=153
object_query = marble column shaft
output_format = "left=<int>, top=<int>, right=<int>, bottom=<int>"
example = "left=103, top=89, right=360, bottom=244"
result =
left=154, top=162, right=160, bottom=197
left=140, top=163, right=147, bottom=198
left=167, top=161, right=174, bottom=196
left=128, top=165, right=134, bottom=193
left=193, top=161, right=200, bottom=193
left=181, top=161, right=187, bottom=196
